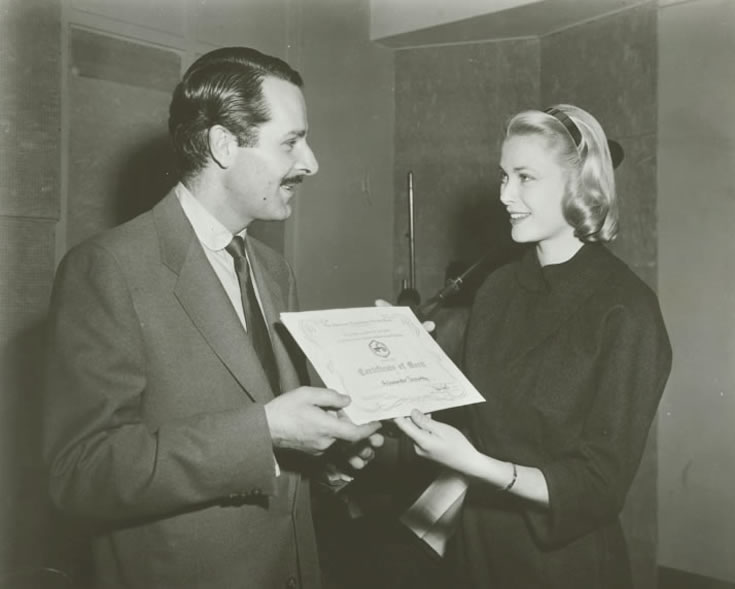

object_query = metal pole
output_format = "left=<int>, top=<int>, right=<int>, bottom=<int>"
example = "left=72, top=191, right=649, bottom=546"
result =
left=407, top=170, right=416, bottom=290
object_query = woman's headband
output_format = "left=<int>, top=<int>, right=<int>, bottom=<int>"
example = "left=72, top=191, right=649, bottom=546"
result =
left=543, top=107, right=582, bottom=146
left=542, top=106, right=624, bottom=169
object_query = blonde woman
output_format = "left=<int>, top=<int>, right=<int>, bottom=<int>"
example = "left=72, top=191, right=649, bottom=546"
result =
left=397, top=105, right=672, bottom=589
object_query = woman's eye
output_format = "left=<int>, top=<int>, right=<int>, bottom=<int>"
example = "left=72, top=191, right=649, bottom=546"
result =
left=499, top=171, right=508, bottom=185
left=519, top=174, right=532, bottom=183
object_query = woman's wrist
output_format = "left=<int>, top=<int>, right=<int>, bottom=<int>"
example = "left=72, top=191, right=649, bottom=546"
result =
left=462, top=453, right=517, bottom=491
left=460, top=448, right=491, bottom=479
left=501, top=462, right=518, bottom=492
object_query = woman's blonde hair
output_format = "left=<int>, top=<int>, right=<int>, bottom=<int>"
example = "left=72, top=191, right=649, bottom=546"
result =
left=505, top=104, right=618, bottom=242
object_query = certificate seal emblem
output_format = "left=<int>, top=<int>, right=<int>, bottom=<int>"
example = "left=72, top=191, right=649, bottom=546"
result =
left=368, top=339, right=391, bottom=358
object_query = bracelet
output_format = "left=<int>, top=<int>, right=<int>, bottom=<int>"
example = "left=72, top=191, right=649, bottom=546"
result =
left=501, top=462, right=517, bottom=492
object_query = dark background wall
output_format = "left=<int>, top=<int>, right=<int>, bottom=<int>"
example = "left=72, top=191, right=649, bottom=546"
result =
left=657, top=0, right=735, bottom=583
left=283, top=0, right=395, bottom=311
left=0, top=0, right=63, bottom=581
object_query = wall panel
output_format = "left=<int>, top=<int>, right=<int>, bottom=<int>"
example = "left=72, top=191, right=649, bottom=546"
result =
left=67, top=28, right=179, bottom=248
left=393, top=40, right=538, bottom=301
left=286, top=0, right=395, bottom=310
left=192, top=0, right=288, bottom=57
left=658, top=0, right=735, bottom=582
left=70, top=0, right=186, bottom=36
left=0, top=0, right=61, bottom=219
left=540, top=4, right=657, bottom=140
left=0, top=0, right=62, bottom=578
left=0, top=217, right=57, bottom=573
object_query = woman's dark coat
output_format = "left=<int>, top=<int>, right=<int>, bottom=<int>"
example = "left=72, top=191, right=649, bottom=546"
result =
left=451, top=243, right=672, bottom=588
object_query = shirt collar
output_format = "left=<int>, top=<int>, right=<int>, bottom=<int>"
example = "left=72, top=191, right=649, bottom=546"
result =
left=174, top=182, right=246, bottom=251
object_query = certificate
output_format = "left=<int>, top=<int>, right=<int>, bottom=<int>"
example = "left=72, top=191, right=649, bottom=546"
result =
left=280, top=306, right=484, bottom=424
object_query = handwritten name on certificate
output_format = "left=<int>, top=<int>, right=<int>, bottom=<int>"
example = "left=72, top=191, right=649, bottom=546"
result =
left=280, top=307, right=484, bottom=424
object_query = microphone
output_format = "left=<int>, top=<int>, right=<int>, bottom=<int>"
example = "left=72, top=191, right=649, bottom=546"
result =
left=407, top=256, right=488, bottom=322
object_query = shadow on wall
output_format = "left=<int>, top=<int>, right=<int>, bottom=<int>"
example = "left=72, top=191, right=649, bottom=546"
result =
left=456, top=195, right=523, bottom=272
left=108, top=132, right=283, bottom=253
left=445, top=180, right=525, bottom=308
left=0, top=321, right=91, bottom=587
left=114, top=133, right=178, bottom=224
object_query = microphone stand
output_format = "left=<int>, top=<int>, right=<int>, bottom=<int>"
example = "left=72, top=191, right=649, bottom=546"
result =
left=397, top=171, right=421, bottom=307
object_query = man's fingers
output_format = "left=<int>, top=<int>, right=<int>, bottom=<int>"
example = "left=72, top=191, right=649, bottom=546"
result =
left=357, top=446, right=375, bottom=460
left=345, top=444, right=375, bottom=470
left=308, top=388, right=351, bottom=410
left=332, top=419, right=381, bottom=443
left=353, top=420, right=382, bottom=440
left=347, top=455, right=366, bottom=470
left=422, top=320, right=436, bottom=333
left=368, top=432, right=384, bottom=448
left=374, top=298, right=392, bottom=307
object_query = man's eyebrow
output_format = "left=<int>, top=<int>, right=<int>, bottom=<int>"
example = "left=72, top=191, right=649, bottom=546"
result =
left=285, top=129, right=307, bottom=139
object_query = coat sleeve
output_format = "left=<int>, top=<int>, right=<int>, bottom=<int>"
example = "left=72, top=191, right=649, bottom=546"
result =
left=526, top=294, right=672, bottom=548
left=43, top=243, right=277, bottom=521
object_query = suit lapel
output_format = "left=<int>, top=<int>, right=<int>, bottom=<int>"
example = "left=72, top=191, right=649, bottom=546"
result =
left=153, top=192, right=274, bottom=404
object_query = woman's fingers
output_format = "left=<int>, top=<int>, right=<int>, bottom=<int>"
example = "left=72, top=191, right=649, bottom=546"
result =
left=394, top=412, right=442, bottom=457
left=410, top=409, right=434, bottom=431
left=393, top=415, right=427, bottom=440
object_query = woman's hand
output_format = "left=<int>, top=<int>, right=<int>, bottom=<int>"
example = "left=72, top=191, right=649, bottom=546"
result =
left=394, top=409, right=480, bottom=475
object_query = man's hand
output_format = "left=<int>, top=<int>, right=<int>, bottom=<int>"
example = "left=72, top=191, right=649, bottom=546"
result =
left=264, top=387, right=381, bottom=455
left=336, top=429, right=385, bottom=470
left=319, top=427, right=384, bottom=493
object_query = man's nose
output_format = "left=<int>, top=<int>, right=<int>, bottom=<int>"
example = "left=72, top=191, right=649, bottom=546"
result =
left=297, top=142, right=319, bottom=176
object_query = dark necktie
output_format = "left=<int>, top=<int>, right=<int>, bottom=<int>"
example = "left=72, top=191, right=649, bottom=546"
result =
left=225, top=236, right=280, bottom=394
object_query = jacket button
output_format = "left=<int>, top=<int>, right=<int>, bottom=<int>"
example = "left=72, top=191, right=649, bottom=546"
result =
left=285, top=576, right=297, bottom=589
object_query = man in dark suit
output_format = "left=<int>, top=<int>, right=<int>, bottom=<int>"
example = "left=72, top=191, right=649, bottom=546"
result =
left=43, top=47, right=382, bottom=589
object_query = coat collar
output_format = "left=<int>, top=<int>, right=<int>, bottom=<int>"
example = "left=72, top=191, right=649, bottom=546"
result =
left=152, top=191, right=276, bottom=404
left=515, top=242, right=614, bottom=294
left=505, top=243, right=617, bottom=367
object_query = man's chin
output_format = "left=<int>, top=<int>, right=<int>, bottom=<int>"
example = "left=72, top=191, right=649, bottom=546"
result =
left=270, top=203, right=292, bottom=221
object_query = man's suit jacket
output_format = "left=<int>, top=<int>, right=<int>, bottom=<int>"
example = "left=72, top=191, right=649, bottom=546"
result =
left=44, top=191, right=321, bottom=589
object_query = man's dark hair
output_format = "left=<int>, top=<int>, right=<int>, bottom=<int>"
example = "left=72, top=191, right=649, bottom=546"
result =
left=168, top=46, right=303, bottom=178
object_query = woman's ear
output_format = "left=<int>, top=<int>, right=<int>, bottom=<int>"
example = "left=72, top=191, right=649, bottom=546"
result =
left=207, top=125, right=237, bottom=169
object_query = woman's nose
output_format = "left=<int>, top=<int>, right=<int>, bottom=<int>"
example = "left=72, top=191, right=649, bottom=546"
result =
left=499, top=180, right=515, bottom=206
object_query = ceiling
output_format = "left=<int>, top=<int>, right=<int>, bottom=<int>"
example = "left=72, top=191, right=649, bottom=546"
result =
left=371, top=0, right=650, bottom=47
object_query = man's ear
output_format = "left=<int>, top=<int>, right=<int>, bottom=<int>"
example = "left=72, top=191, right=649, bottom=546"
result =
left=208, top=125, right=237, bottom=169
